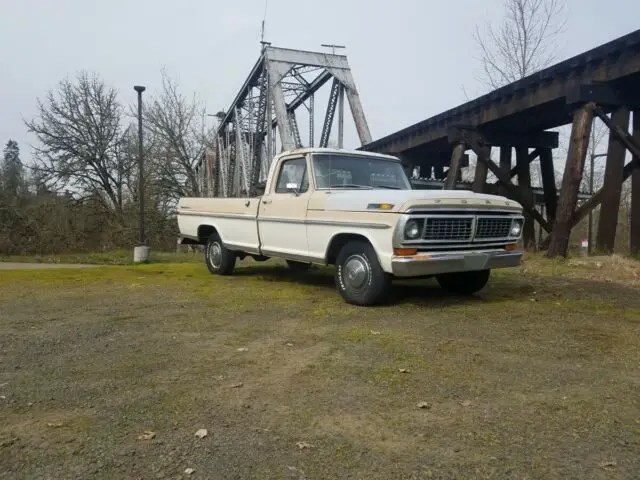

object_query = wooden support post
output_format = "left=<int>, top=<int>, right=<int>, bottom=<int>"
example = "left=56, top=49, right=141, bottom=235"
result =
left=500, top=146, right=512, bottom=171
left=539, top=148, right=558, bottom=225
left=499, top=146, right=512, bottom=196
left=465, top=135, right=552, bottom=233
left=444, top=143, right=465, bottom=190
left=566, top=106, right=640, bottom=229
left=597, top=107, right=630, bottom=253
left=516, top=146, right=536, bottom=250
left=508, top=149, right=540, bottom=179
left=632, top=111, right=640, bottom=255
left=499, top=146, right=512, bottom=197
left=548, top=103, right=594, bottom=258
left=539, top=204, right=546, bottom=246
left=473, top=147, right=489, bottom=193
left=540, top=123, right=640, bottom=250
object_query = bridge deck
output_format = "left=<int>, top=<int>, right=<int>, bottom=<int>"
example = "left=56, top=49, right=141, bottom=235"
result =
left=361, top=28, right=640, bottom=161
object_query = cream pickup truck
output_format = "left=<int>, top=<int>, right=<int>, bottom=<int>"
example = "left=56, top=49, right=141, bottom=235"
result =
left=177, top=148, right=524, bottom=305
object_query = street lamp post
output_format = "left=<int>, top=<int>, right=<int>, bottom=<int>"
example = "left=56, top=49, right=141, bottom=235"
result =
left=133, top=85, right=149, bottom=263
left=588, top=152, right=607, bottom=255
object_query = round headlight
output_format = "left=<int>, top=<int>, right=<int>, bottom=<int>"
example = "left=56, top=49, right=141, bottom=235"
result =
left=405, top=220, right=421, bottom=239
left=510, top=221, right=522, bottom=237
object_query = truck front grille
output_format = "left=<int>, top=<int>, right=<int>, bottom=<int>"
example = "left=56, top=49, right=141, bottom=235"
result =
left=402, top=210, right=523, bottom=246
left=475, top=217, right=513, bottom=239
left=423, top=217, right=473, bottom=241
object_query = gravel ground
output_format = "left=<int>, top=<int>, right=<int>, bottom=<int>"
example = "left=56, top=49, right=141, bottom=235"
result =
left=1, top=256, right=639, bottom=479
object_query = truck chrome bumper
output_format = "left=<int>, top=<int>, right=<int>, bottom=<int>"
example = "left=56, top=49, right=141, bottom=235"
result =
left=391, top=250, right=523, bottom=277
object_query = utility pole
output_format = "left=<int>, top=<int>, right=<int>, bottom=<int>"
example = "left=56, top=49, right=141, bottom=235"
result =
left=588, top=152, right=607, bottom=255
left=133, top=85, right=149, bottom=263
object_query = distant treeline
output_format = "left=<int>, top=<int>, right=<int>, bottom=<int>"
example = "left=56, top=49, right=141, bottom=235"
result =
left=1, top=69, right=213, bottom=255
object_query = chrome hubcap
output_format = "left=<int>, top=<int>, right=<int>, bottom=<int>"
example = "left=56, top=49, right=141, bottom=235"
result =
left=209, top=242, right=222, bottom=268
left=344, top=254, right=370, bottom=290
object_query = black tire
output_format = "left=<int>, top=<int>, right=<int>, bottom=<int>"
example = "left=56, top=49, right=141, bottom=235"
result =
left=436, top=269, right=490, bottom=295
left=205, top=232, right=236, bottom=275
left=286, top=260, right=311, bottom=272
left=334, top=240, right=391, bottom=306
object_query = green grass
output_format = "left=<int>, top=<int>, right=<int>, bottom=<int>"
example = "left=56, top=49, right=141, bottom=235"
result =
left=1, top=254, right=640, bottom=478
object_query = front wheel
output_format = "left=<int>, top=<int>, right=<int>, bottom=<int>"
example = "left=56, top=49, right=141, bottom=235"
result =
left=436, top=269, right=490, bottom=295
left=205, top=233, right=236, bottom=275
left=335, top=240, right=391, bottom=306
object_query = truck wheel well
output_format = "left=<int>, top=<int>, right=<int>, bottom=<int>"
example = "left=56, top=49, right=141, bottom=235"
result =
left=197, top=225, right=218, bottom=244
left=326, top=234, right=371, bottom=265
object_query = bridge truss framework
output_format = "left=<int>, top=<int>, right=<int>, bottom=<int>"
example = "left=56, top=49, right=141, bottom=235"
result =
left=196, top=46, right=372, bottom=198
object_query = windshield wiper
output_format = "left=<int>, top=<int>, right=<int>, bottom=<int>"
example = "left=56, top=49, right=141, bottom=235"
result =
left=372, top=185, right=401, bottom=189
left=329, top=184, right=372, bottom=189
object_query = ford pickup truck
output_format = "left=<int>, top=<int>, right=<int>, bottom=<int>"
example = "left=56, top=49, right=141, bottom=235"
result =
left=177, top=147, right=524, bottom=305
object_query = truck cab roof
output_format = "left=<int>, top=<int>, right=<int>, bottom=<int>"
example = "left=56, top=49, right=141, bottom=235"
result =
left=273, top=147, right=401, bottom=163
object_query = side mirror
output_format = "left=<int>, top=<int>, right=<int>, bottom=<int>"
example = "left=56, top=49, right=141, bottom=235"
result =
left=286, top=182, right=300, bottom=195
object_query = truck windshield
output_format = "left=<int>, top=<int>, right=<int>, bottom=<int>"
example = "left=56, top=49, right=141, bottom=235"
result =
left=312, top=153, right=411, bottom=190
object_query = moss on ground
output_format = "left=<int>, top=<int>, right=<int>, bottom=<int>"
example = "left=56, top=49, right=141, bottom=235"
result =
left=1, top=254, right=639, bottom=478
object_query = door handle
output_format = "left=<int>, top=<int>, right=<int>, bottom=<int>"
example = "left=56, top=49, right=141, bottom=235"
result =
left=262, top=199, right=272, bottom=204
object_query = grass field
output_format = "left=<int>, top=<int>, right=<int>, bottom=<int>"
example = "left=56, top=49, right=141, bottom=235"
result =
left=1, top=254, right=639, bottom=479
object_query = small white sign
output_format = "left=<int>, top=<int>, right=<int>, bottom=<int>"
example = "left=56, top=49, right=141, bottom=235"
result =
left=581, top=239, right=588, bottom=248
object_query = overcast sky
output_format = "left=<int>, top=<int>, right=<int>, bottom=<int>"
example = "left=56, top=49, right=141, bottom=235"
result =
left=1, top=0, right=639, bottom=160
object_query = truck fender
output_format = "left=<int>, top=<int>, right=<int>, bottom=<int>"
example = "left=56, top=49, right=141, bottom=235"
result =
left=197, top=223, right=224, bottom=245
left=324, top=231, right=384, bottom=266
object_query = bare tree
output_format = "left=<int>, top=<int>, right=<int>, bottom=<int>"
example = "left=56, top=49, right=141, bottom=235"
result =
left=474, top=0, right=567, bottom=90
left=140, top=69, right=215, bottom=202
left=581, top=119, right=609, bottom=192
left=471, top=0, right=568, bottom=195
left=24, top=72, right=136, bottom=219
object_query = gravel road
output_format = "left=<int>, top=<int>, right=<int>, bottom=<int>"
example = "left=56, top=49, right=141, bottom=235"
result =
left=0, top=262, right=98, bottom=269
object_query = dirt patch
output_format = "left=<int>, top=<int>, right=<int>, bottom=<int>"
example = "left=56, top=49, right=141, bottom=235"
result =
left=1, top=256, right=639, bottom=478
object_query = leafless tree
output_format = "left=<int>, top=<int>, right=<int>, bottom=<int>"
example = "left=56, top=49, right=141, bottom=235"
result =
left=140, top=69, right=215, bottom=202
left=474, top=0, right=567, bottom=90
left=472, top=0, right=568, bottom=191
left=24, top=72, right=136, bottom=219
left=581, top=119, right=609, bottom=192
left=553, top=117, right=609, bottom=192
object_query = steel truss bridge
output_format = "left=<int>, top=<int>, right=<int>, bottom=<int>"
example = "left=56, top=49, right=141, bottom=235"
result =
left=195, top=45, right=371, bottom=198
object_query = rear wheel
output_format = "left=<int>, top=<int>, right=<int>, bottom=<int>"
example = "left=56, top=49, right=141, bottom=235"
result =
left=436, top=269, right=490, bottom=295
left=205, top=232, right=236, bottom=275
left=335, top=240, right=391, bottom=306
left=286, top=260, right=311, bottom=272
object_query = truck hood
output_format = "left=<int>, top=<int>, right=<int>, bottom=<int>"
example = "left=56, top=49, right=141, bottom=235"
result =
left=320, top=189, right=521, bottom=212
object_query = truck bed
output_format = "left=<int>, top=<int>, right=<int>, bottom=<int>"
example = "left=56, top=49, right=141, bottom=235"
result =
left=177, top=197, right=261, bottom=252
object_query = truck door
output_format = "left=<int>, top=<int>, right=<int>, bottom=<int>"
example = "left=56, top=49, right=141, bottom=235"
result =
left=257, top=155, right=311, bottom=260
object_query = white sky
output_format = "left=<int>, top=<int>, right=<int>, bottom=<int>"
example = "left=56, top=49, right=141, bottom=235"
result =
left=1, top=0, right=639, bottom=160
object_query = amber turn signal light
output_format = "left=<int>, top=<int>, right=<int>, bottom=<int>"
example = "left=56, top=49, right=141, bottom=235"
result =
left=394, top=247, right=417, bottom=256
left=504, top=243, right=519, bottom=251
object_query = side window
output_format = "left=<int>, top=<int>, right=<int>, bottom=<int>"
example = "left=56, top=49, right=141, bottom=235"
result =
left=275, top=157, right=309, bottom=193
